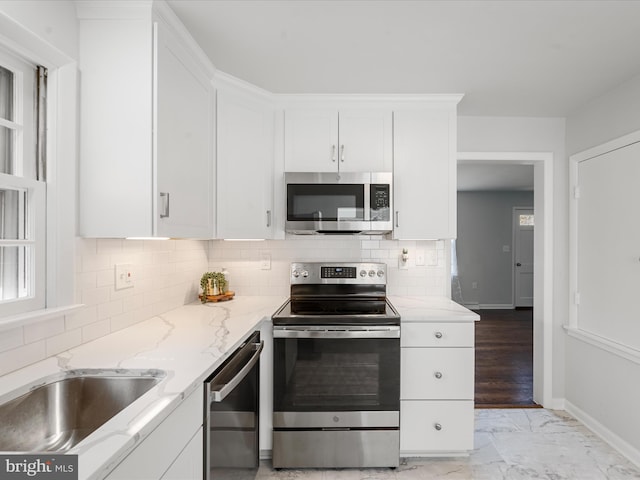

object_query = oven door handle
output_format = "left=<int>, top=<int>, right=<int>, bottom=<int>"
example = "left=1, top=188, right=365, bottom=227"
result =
left=273, top=326, right=400, bottom=339
left=208, top=340, right=264, bottom=403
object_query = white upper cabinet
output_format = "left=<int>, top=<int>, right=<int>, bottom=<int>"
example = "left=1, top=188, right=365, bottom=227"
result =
left=215, top=74, right=275, bottom=239
left=393, top=102, right=460, bottom=240
left=284, top=108, right=392, bottom=172
left=77, top=3, right=214, bottom=238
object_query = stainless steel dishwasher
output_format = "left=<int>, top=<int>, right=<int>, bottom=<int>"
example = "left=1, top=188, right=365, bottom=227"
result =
left=204, top=331, right=263, bottom=480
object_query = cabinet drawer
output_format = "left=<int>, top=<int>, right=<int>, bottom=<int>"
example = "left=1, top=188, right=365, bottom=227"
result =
left=401, top=348, right=474, bottom=400
left=400, top=400, right=474, bottom=454
left=401, top=322, right=474, bottom=347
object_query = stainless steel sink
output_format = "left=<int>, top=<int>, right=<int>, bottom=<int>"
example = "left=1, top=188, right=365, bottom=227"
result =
left=0, top=369, right=166, bottom=452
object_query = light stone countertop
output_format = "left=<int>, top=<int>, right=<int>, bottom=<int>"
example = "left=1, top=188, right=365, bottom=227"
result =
left=389, top=296, right=480, bottom=322
left=0, top=296, right=287, bottom=480
left=0, top=295, right=473, bottom=479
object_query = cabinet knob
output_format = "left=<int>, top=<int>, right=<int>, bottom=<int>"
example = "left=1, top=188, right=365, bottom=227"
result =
left=434, top=331, right=443, bottom=339
left=434, top=423, right=442, bottom=431
left=434, top=371, right=443, bottom=379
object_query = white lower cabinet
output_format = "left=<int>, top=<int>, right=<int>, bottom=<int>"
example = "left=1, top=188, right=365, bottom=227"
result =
left=401, top=400, right=474, bottom=453
left=161, top=427, right=203, bottom=480
left=400, top=321, right=475, bottom=456
left=106, top=388, right=203, bottom=480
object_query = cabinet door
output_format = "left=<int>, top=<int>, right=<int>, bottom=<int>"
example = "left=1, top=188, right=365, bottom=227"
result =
left=161, top=427, right=203, bottom=480
left=338, top=110, right=392, bottom=172
left=393, top=108, right=456, bottom=239
left=216, top=87, right=275, bottom=239
left=155, top=22, right=214, bottom=238
left=284, top=109, right=338, bottom=172
left=106, top=388, right=203, bottom=479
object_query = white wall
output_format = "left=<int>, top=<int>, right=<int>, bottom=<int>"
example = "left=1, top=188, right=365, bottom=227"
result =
left=566, top=71, right=640, bottom=156
left=456, top=191, right=534, bottom=308
left=565, top=72, right=640, bottom=461
left=458, top=115, right=567, bottom=402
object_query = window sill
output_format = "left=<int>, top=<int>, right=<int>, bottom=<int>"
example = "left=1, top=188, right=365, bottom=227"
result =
left=0, top=304, right=84, bottom=332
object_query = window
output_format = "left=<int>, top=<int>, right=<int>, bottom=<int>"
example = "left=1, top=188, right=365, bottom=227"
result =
left=519, top=214, right=534, bottom=226
left=0, top=48, right=46, bottom=317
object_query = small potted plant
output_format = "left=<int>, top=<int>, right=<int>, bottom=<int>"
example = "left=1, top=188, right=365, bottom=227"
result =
left=200, top=271, right=228, bottom=302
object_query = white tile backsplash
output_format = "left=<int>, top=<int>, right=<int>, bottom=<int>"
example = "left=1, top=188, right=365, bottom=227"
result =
left=0, top=235, right=449, bottom=376
left=208, top=237, right=449, bottom=298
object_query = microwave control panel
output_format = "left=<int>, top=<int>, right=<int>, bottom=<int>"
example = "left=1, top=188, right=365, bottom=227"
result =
left=370, top=184, right=390, bottom=221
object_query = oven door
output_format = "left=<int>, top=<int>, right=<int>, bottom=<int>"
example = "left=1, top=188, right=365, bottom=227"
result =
left=273, top=326, right=400, bottom=428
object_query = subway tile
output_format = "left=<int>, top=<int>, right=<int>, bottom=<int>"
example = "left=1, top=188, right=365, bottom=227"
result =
left=82, top=319, right=111, bottom=343
left=0, top=342, right=46, bottom=376
left=81, top=286, right=111, bottom=305
left=45, top=329, right=82, bottom=357
left=0, top=327, right=24, bottom=353
left=24, top=317, right=65, bottom=344
left=98, top=300, right=124, bottom=320
left=96, top=238, right=123, bottom=254
left=65, top=306, right=98, bottom=330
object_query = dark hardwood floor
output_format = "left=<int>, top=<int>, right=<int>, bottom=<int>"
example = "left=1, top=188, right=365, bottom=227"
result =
left=474, top=308, right=539, bottom=408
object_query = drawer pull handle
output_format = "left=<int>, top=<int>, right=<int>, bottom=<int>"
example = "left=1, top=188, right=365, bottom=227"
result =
left=434, top=423, right=442, bottom=431
left=434, top=371, right=443, bottom=379
left=434, top=331, right=443, bottom=339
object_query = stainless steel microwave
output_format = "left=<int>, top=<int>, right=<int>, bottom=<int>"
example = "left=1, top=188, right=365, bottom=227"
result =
left=285, top=172, right=392, bottom=235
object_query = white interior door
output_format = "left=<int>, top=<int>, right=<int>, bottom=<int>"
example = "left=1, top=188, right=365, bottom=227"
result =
left=513, top=207, right=534, bottom=307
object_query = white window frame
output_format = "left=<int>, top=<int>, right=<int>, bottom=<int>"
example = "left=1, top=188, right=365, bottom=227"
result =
left=0, top=6, right=80, bottom=330
left=0, top=48, right=46, bottom=317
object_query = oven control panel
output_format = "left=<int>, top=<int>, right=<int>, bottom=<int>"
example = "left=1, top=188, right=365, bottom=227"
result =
left=291, top=262, right=386, bottom=284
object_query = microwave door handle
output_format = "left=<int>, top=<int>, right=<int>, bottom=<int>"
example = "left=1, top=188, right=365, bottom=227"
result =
left=209, top=341, right=264, bottom=403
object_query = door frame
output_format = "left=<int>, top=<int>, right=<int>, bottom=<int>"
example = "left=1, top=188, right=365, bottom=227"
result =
left=458, top=151, right=554, bottom=408
left=513, top=206, right=534, bottom=308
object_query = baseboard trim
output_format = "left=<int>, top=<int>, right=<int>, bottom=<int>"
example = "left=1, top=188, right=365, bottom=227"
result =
left=565, top=400, right=640, bottom=469
left=463, top=303, right=515, bottom=310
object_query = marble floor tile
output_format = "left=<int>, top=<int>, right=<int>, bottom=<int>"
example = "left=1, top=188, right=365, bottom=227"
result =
left=257, top=409, right=640, bottom=479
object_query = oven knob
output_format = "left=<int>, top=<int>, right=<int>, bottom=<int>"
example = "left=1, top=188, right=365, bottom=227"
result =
left=360, top=270, right=367, bottom=277
left=368, top=270, right=375, bottom=277
left=301, top=270, right=309, bottom=278
left=377, top=270, right=384, bottom=277
left=292, top=270, right=300, bottom=278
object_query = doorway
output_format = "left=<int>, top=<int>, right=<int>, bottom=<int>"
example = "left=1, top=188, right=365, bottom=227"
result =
left=455, top=152, right=554, bottom=408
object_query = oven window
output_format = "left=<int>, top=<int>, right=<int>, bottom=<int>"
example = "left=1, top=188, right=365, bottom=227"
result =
left=273, top=337, right=399, bottom=412
left=287, top=184, right=364, bottom=221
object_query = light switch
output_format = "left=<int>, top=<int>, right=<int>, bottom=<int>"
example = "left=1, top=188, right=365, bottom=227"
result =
left=416, top=250, right=425, bottom=266
left=115, top=264, right=134, bottom=290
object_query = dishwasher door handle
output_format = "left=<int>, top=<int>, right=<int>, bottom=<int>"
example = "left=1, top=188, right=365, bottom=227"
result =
left=209, top=341, right=264, bottom=403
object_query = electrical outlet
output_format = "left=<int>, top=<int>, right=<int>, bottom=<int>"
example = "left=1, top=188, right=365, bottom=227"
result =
left=398, top=255, right=409, bottom=270
left=260, top=253, right=271, bottom=270
left=115, top=264, right=134, bottom=290
left=472, top=281, right=478, bottom=289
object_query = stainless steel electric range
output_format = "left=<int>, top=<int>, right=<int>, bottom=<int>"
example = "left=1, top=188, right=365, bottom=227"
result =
left=271, top=262, right=400, bottom=469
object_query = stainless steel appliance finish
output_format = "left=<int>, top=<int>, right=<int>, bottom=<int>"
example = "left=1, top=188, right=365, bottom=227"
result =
left=272, top=262, right=400, bottom=469
left=285, top=172, right=392, bottom=235
left=204, top=331, right=263, bottom=480
left=0, top=369, right=166, bottom=452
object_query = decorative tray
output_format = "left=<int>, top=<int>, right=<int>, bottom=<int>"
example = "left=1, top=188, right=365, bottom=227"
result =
left=199, top=291, right=235, bottom=303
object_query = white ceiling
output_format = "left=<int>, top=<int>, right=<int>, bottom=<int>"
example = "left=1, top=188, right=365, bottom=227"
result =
left=167, top=0, right=640, bottom=117
left=457, top=164, right=534, bottom=191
